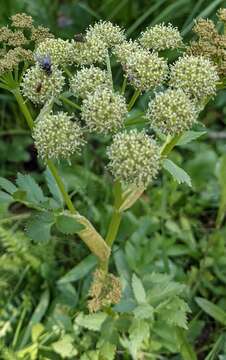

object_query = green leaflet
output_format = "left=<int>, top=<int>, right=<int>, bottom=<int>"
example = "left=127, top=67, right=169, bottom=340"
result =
left=163, top=159, right=192, bottom=187
left=195, top=297, right=226, bottom=325
left=16, top=173, right=45, bottom=204
left=26, top=211, right=55, bottom=242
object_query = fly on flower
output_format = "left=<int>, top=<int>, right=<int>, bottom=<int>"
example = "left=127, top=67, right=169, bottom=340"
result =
left=35, top=54, right=52, bottom=76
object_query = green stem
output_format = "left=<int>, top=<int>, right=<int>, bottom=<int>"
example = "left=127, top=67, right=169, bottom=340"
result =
left=59, top=95, right=81, bottom=110
left=46, top=160, right=77, bottom=214
left=121, top=77, right=127, bottom=94
left=160, top=134, right=182, bottom=157
left=13, top=89, right=77, bottom=214
left=128, top=90, right=141, bottom=111
left=13, top=89, right=34, bottom=130
left=63, top=66, right=73, bottom=78
left=12, top=307, right=27, bottom=348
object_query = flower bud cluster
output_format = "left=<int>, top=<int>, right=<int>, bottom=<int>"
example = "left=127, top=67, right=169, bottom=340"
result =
left=35, top=38, right=72, bottom=66
left=147, top=89, right=197, bottom=135
left=86, top=21, right=125, bottom=48
left=139, top=23, right=183, bottom=51
left=88, top=269, right=121, bottom=313
left=107, top=130, right=161, bottom=188
left=21, top=65, right=65, bottom=104
left=123, top=49, right=168, bottom=91
left=188, top=17, right=226, bottom=77
left=32, top=112, right=84, bottom=160
left=81, top=87, right=127, bottom=134
left=70, top=66, right=111, bottom=99
left=218, top=8, right=226, bottom=22
left=113, top=40, right=142, bottom=65
left=11, top=13, right=33, bottom=28
left=169, top=55, right=219, bottom=101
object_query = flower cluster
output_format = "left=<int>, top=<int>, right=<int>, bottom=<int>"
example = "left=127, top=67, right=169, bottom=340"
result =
left=32, top=112, right=84, bottom=160
left=107, top=130, right=161, bottom=188
left=88, top=269, right=121, bottom=313
left=71, top=21, right=125, bottom=66
left=81, top=87, right=128, bottom=133
left=0, top=13, right=54, bottom=76
left=70, top=66, right=112, bottom=99
left=35, top=38, right=72, bottom=66
left=139, top=23, right=183, bottom=51
left=113, top=40, right=142, bottom=66
left=147, top=89, right=197, bottom=135
left=187, top=16, right=226, bottom=76
left=21, top=65, right=65, bottom=104
left=169, top=55, right=219, bottom=101
left=123, top=48, right=168, bottom=91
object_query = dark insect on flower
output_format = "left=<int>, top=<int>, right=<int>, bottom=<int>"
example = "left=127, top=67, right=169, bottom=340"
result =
left=35, top=54, right=52, bottom=76
left=74, top=33, right=85, bottom=43
left=36, top=82, right=42, bottom=93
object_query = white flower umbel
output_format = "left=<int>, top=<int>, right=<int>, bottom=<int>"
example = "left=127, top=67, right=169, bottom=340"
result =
left=139, top=23, right=183, bottom=51
left=81, top=87, right=128, bottom=134
left=33, top=112, right=85, bottom=160
left=35, top=38, right=72, bottom=65
left=21, top=65, right=65, bottom=105
left=147, top=89, right=198, bottom=135
left=123, top=48, right=168, bottom=91
left=169, top=55, right=219, bottom=101
left=107, top=129, right=161, bottom=188
left=70, top=66, right=112, bottom=99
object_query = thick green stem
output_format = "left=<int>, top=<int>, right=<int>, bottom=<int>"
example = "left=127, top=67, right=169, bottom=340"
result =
left=128, top=90, right=141, bottom=111
left=13, top=89, right=77, bottom=214
left=13, top=89, right=34, bottom=130
left=46, top=160, right=77, bottom=214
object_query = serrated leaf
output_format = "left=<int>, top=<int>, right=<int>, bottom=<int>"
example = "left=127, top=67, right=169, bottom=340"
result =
left=16, top=173, right=45, bottom=204
left=177, top=131, right=206, bottom=146
left=0, top=177, right=17, bottom=194
left=44, top=169, right=63, bottom=206
left=158, top=297, right=190, bottom=329
left=56, top=212, right=85, bottom=234
left=132, top=274, right=146, bottom=304
left=26, top=211, right=55, bottom=242
left=195, top=297, right=226, bottom=325
left=163, top=159, right=192, bottom=187
left=128, top=319, right=150, bottom=359
left=58, top=254, right=97, bottom=284
left=133, top=303, right=154, bottom=320
left=52, top=335, right=78, bottom=358
left=75, top=312, right=107, bottom=331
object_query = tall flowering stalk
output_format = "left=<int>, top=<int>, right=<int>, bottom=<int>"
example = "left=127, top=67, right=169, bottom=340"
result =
left=0, top=12, right=225, bottom=313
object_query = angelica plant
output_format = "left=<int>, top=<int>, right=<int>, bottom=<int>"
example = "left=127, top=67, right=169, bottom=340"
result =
left=0, top=11, right=225, bottom=359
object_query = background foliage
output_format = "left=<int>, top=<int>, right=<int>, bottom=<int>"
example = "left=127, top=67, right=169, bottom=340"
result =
left=1, top=0, right=226, bottom=359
